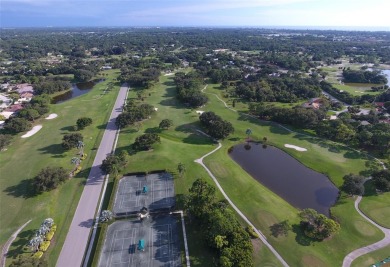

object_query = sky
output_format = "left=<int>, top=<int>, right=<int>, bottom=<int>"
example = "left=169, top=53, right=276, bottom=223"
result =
left=1, top=0, right=390, bottom=29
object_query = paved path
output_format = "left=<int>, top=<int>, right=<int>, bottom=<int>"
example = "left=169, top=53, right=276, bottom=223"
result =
left=56, top=85, right=128, bottom=267
left=1, top=220, right=31, bottom=267
left=194, top=135, right=289, bottom=267
left=342, top=196, right=390, bottom=267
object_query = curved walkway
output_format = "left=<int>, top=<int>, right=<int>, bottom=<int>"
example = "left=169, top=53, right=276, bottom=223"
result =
left=342, top=196, right=390, bottom=267
left=1, top=220, right=31, bottom=267
left=194, top=135, right=289, bottom=267
left=201, top=84, right=390, bottom=266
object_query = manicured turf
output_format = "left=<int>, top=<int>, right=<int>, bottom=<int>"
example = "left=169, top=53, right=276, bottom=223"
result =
left=0, top=70, right=120, bottom=266
left=108, top=73, right=388, bottom=266
left=351, top=245, right=390, bottom=267
left=360, top=191, right=390, bottom=228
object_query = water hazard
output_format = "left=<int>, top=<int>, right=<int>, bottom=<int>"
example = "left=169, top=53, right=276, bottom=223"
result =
left=229, top=143, right=339, bottom=216
left=52, top=79, right=103, bottom=104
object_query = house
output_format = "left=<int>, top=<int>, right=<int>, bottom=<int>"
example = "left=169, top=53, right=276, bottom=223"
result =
left=17, top=92, right=34, bottom=102
left=5, top=104, right=24, bottom=113
left=14, top=84, right=34, bottom=94
left=0, top=94, right=12, bottom=109
left=0, top=111, right=15, bottom=119
left=302, top=98, right=324, bottom=109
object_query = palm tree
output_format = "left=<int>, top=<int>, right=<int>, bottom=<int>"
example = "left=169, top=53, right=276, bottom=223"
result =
left=100, top=210, right=113, bottom=222
left=245, top=128, right=252, bottom=141
left=177, top=162, right=186, bottom=178
left=71, top=157, right=81, bottom=167
left=77, top=141, right=84, bottom=156
left=28, top=236, right=43, bottom=252
left=42, top=218, right=54, bottom=229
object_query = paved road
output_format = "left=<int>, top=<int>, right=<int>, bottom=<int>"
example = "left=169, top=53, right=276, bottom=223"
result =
left=194, top=136, right=289, bottom=267
left=56, top=85, right=128, bottom=267
left=342, top=196, right=390, bottom=267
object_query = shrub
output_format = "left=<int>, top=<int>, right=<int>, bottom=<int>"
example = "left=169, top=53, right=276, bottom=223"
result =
left=39, top=241, right=50, bottom=252
left=45, top=231, right=54, bottom=241
left=32, top=251, right=43, bottom=259
left=245, top=226, right=259, bottom=239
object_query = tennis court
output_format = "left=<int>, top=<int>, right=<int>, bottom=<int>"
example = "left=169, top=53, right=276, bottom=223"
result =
left=98, top=214, right=182, bottom=267
left=113, top=173, right=175, bottom=216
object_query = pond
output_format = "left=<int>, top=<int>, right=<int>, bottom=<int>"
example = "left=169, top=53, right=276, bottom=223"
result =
left=52, top=79, right=103, bottom=104
left=382, top=69, right=390, bottom=86
left=229, top=143, right=339, bottom=216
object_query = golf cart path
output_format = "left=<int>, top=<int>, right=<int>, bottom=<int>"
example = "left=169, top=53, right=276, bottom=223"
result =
left=1, top=220, right=31, bottom=267
left=342, top=196, right=390, bottom=267
left=194, top=133, right=289, bottom=267
left=56, top=85, right=128, bottom=267
left=201, top=85, right=390, bottom=267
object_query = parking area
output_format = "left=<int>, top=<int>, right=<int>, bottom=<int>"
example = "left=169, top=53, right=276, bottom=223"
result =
left=98, top=214, right=183, bottom=267
left=113, top=173, right=175, bottom=216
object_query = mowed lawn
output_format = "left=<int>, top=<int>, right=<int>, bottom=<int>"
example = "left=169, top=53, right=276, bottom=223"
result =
left=352, top=245, right=390, bottom=267
left=112, top=74, right=386, bottom=266
left=202, top=84, right=386, bottom=266
left=114, top=75, right=284, bottom=266
left=0, top=70, right=120, bottom=265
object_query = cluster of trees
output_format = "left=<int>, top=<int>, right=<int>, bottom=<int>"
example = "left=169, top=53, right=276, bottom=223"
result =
left=249, top=103, right=325, bottom=128
left=34, top=79, right=71, bottom=95
left=209, top=69, right=242, bottom=83
left=185, top=179, right=253, bottom=267
left=372, top=170, right=390, bottom=192
left=342, top=69, right=388, bottom=84
left=133, top=133, right=160, bottom=151
left=33, top=166, right=68, bottom=192
left=120, top=67, right=160, bottom=88
left=199, top=111, right=234, bottom=140
left=100, top=151, right=128, bottom=175
left=174, top=72, right=208, bottom=107
left=235, top=76, right=321, bottom=103
left=159, top=119, right=173, bottom=129
left=115, top=101, right=155, bottom=128
left=299, top=209, right=340, bottom=240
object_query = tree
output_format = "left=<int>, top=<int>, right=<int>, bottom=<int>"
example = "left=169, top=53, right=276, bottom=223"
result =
left=71, top=157, right=81, bottom=167
left=100, top=151, right=128, bottom=175
left=33, top=166, right=68, bottom=192
left=133, top=133, right=160, bottom=151
left=245, top=128, right=252, bottom=140
left=270, top=220, right=292, bottom=237
left=186, top=178, right=216, bottom=218
left=341, top=174, right=365, bottom=195
left=76, top=117, right=93, bottom=130
left=62, top=133, right=83, bottom=150
left=177, top=162, right=186, bottom=178
left=18, top=108, right=40, bottom=122
left=100, top=210, right=113, bottom=222
left=199, top=111, right=234, bottom=139
left=159, top=119, right=173, bottom=129
left=0, top=134, right=12, bottom=150
left=372, top=169, right=390, bottom=192
left=77, top=140, right=84, bottom=155
left=74, top=69, right=94, bottom=82
left=299, top=209, right=340, bottom=240
left=4, top=117, right=32, bottom=133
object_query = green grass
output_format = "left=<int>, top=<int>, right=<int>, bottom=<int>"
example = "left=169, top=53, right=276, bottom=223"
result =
left=333, top=83, right=381, bottom=96
left=0, top=70, right=121, bottom=266
left=359, top=181, right=390, bottom=228
left=92, top=74, right=388, bottom=266
left=351, top=245, right=390, bottom=267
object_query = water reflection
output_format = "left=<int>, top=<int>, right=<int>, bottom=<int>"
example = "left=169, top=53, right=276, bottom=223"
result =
left=229, top=143, right=339, bottom=216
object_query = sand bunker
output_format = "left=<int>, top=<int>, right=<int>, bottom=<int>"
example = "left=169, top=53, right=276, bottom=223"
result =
left=164, top=73, right=174, bottom=76
left=284, top=144, right=307, bottom=152
left=196, top=110, right=204, bottom=115
left=22, top=125, right=42, bottom=138
left=154, top=108, right=158, bottom=111
left=45, top=113, right=58, bottom=120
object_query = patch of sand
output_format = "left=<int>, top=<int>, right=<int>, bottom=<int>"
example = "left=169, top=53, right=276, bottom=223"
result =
left=284, top=144, right=307, bottom=152
left=196, top=110, right=204, bottom=115
left=154, top=108, right=158, bottom=111
left=21, top=125, right=42, bottom=138
left=164, top=73, right=174, bottom=76
left=45, top=113, right=58, bottom=120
